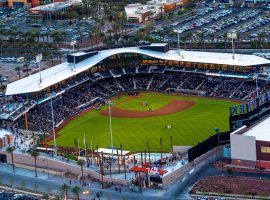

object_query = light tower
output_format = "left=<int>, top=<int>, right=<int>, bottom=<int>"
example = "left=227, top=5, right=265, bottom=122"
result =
left=227, top=30, right=237, bottom=60
left=36, top=53, right=43, bottom=85
left=70, top=41, right=76, bottom=71
left=174, top=29, right=182, bottom=56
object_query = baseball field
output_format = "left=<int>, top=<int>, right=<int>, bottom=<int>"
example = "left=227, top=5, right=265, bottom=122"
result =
left=53, top=92, right=239, bottom=152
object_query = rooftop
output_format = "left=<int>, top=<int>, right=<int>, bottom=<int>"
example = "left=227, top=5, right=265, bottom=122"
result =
left=5, top=46, right=270, bottom=96
left=95, top=148, right=130, bottom=156
left=0, top=129, right=12, bottom=138
left=29, top=0, right=81, bottom=12
left=244, top=116, right=270, bottom=142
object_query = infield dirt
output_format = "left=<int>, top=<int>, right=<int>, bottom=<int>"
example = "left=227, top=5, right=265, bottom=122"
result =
left=100, top=99, right=195, bottom=118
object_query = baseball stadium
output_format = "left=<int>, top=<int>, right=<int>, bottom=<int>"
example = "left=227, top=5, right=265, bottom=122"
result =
left=2, top=43, right=270, bottom=190
left=1, top=43, right=270, bottom=153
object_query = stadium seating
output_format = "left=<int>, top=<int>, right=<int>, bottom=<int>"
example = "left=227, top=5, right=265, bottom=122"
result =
left=0, top=66, right=268, bottom=133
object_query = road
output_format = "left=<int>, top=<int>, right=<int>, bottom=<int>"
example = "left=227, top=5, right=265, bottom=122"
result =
left=0, top=164, right=172, bottom=200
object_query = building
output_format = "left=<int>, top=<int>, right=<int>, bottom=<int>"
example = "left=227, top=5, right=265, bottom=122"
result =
left=230, top=116, right=270, bottom=169
left=8, top=0, right=29, bottom=7
left=124, top=0, right=181, bottom=23
left=7, top=0, right=39, bottom=8
left=0, top=129, right=13, bottom=149
left=28, top=0, right=81, bottom=20
left=124, top=3, right=158, bottom=23
left=0, top=0, right=7, bottom=7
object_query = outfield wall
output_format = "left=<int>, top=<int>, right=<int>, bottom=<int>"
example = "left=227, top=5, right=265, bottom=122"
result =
left=162, top=146, right=222, bottom=186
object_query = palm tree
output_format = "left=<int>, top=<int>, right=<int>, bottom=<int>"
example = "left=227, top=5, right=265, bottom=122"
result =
left=210, top=33, right=216, bottom=48
left=197, top=30, right=205, bottom=49
left=60, top=183, right=70, bottom=199
left=22, top=63, right=30, bottom=76
left=30, top=149, right=40, bottom=177
left=14, top=66, right=21, bottom=79
left=0, top=74, right=4, bottom=86
left=6, top=146, right=15, bottom=171
left=42, top=193, right=49, bottom=200
left=71, top=185, right=80, bottom=200
left=223, top=32, right=228, bottom=49
left=159, top=6, right=164, bottom=19
left=77, top=159, right=85, bottom=185
left=257, top=32, right=266, bottom=50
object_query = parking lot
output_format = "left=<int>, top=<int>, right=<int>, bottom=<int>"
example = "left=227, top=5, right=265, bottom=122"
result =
left=0, top=190, right=38, bottom=200
left=0, top=7, right=93, bottom=43
left=151, top=5, right=270, bottom=43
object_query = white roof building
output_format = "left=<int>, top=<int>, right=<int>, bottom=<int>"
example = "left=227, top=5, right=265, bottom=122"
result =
left=244, top=116, right=270, bottom=142
left=5, top=46, right=270, bottom=96
left=29, top=0, right=81, bottom=13
left=230, top=116, right=270, bottom=166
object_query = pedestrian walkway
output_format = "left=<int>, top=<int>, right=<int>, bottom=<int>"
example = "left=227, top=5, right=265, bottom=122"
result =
left=0, top=163, right=168, bottom=199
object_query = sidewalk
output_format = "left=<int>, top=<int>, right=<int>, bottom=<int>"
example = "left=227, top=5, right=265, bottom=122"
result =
left=0, top=163, right=168, bottom=199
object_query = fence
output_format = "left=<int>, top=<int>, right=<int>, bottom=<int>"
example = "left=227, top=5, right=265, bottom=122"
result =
left=188, top=131, right=230, bottom=163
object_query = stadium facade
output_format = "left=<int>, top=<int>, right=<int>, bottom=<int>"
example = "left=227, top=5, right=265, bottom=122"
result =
left=1, top=43, right=270, bottom=158
left=230, top=116, right=270, bottom=169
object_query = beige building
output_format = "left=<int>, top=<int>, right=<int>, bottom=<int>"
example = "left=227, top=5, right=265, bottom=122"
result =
left=124, top=0, right=181, bottom=23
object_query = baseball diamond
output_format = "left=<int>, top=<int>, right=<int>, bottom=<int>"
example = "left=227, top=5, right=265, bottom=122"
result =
left=53, top=92, right=238, bottom=151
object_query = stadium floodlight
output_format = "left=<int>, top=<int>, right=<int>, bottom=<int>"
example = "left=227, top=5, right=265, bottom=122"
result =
left=227, top=30, right=237, bottom=60
left=107, top=100, right=114, bottom=161
left=70, top=41, right=76, bottom=72
left=174, top=29, right=182, bottom=56
left=50, top=94, right=57, bottom=155
left=36, top=53, right=43, bottom=85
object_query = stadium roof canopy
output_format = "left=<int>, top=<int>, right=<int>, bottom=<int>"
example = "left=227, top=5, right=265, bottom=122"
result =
left=244, top=116, right=270, bottom=142
left=5, top=46, right=270, bottom=95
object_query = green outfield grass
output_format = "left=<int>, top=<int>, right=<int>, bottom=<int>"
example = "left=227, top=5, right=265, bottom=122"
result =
left=52, top=92, right=238, bottom=152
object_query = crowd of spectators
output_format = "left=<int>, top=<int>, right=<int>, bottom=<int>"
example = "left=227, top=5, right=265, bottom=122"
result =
left=8, top=66, right=270, bottom=133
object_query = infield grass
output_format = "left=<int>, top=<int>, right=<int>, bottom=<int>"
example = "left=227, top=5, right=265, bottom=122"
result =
left=53, top=92, right=239, bottom=152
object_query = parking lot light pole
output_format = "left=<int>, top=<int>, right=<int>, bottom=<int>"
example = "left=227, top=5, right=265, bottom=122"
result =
left=227, top=31, right=237, bottom=60
left=70, top=41, right=76, bottom=72
left=174, top=29, right=182, bottom=56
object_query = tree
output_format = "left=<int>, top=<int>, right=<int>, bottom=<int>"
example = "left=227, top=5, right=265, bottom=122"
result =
left=159, top=6, right=164, bottom=19
left=22, top=63, right=30, bottom=76
left=29, top=149, right=40, bottom=177
left=71, top=185, right=80, bottom=200
left=210, top=33, right=216, bottom=48
left=227, top=167, right=233, bottom=177
left=42, top=194, right=49, bottom=200
left=197, top=30, right=205, bottom=49
left=0, top=74, right=4, bottom=86
left=6, top=146, right=16, bottom=171
left=14, top=66, right=21, bottom=79
left=77, top=159, right=85, bottom=185
left=257, top=32, right=266, bottom=50
left=60, top=183, right=70, bottom=199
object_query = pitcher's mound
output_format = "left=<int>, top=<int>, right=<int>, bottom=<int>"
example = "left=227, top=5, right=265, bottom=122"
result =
left=100, top=100, right=195, bottom=118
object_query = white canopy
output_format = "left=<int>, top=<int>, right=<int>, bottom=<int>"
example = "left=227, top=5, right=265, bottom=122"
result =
left=244, top=116, right=270, bottom=142
left=0, top=129, right=12, bottom=138
left=95, top=148, right=130, bottom=156
left=5, top=46, right=270, bottom=95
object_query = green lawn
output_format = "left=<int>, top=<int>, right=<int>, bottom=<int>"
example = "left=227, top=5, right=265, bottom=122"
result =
left=53, top=92, right=238, bottom=152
